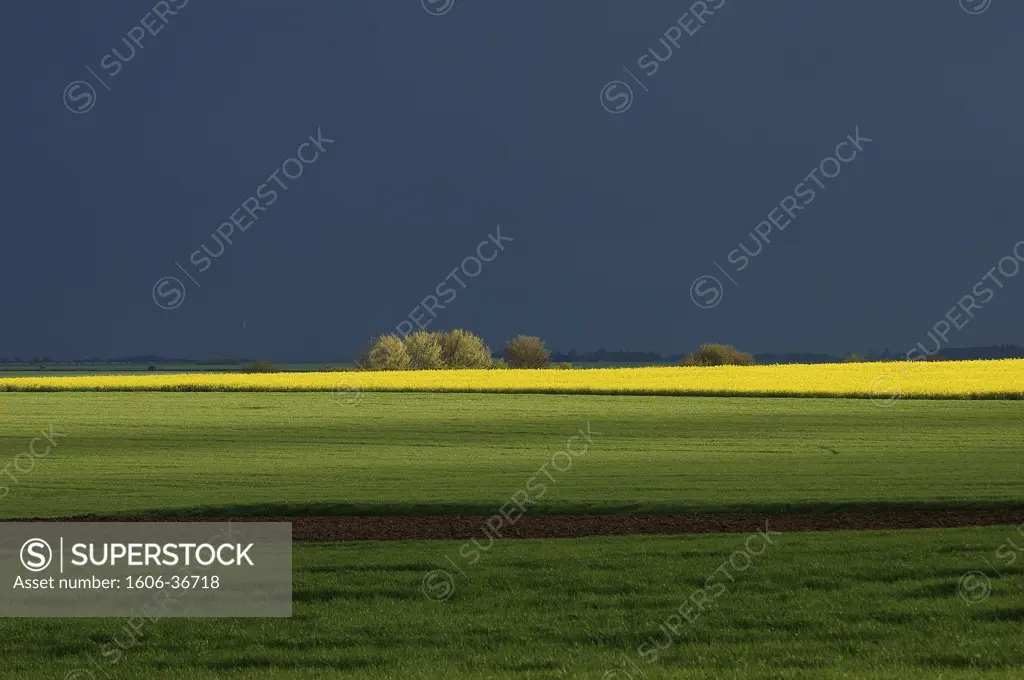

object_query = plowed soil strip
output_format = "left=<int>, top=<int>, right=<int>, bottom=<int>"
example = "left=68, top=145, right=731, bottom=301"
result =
left=12, top=509, right=1024, bottom=541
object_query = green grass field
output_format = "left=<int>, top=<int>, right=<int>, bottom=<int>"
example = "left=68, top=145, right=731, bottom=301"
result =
left=0, top=392, right=1021, bottom=518
left=2, top=391, right=1023, bottom=678
left=1, top=528, right=1021, bottom=678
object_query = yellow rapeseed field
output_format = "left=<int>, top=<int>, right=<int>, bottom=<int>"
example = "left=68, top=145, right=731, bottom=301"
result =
left=0, top=359, right=1021, bottom=399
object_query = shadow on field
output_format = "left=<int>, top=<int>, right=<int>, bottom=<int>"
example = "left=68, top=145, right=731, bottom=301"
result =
left=10, top=505, right=1024, bottom=541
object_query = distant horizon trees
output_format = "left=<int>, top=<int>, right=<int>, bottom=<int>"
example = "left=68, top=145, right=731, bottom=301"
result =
left=680, top=344, right=755, bottom=367
left=5, top=344, right=1024, bottom=369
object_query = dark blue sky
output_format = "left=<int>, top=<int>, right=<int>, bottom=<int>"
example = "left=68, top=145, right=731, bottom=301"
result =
left=3, top=0, right=1023, bottom=361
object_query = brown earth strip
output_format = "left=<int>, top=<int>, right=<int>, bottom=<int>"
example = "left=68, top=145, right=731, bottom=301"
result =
left=13, top=509, right=1024, bottom=541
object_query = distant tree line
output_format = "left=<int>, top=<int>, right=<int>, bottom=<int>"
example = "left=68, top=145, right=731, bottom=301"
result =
left=551, top=349, right=667, bottom=364
left=4, top=344, right=1024, bottom=370
left=355, top=334, right=764, bottom=371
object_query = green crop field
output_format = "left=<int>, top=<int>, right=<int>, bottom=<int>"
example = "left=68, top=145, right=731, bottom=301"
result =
left=0, top=392, right=1022, bottom=518
left=1, top=528, right=1022, bottom=678
left=2, top=390, right=1023, bottom=678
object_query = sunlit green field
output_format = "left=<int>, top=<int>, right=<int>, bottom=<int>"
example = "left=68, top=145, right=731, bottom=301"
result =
left=0, top=392, right=1022, bottom=518
left=1, top=528, right=1022, bottom=679
left=2, top=391, right=1023, bottom=678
